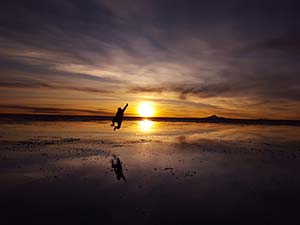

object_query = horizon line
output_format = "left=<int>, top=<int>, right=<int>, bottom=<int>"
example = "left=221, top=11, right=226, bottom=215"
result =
left=0, top=113, right=299, bottom=122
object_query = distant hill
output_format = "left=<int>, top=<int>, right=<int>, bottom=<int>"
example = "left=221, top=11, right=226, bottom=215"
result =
left=0, top=113, right=299, bottom=126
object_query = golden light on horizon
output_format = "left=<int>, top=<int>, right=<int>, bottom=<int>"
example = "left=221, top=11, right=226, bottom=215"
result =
left=138, top=119, right=154, bottom=132
left=138, top=102, right=155, bottom=117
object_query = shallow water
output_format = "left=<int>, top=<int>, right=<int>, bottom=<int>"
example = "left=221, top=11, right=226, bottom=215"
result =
left=0, top=120, right=300, bottom=141
left=1, top=119, right=299, bottom=144
left=1, top=120, right=300, bottom=225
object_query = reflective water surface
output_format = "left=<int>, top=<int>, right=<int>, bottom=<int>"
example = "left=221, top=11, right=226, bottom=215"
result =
left=1, top=119, right=300, bottom=225
left=1, top=120, right=299, bottom=144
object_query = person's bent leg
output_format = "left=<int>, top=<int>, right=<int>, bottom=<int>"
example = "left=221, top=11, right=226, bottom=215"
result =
left=111, top=118, right=116, bottom=126
left=113, top=120, right=122, bottom=130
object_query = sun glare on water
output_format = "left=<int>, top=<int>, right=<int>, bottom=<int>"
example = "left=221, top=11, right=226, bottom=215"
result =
left=138, top=120, right=154, bottom=132
left=138, top=102, right=155, bottom=117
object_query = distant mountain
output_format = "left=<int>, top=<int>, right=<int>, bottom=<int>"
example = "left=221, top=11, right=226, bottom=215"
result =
left=204, top=115, right=224, bottom=120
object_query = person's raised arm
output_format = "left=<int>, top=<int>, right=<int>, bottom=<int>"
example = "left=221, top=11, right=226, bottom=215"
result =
left=122, top=103, right=128, bottom=112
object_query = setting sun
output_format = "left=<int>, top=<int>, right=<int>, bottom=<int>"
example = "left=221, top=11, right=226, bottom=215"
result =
left=138, top=102, right=155, bottom=117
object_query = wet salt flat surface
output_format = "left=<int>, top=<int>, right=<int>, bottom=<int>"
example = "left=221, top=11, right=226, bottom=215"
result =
left=1, top=120, right=300, bottom=225
left=1, top=120, right=300, bottom=142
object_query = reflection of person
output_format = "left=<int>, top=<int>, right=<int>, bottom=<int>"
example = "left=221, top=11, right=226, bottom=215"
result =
left=111, top=103, right=128, bottom=131
left=110, top=154, right=127, bottom=182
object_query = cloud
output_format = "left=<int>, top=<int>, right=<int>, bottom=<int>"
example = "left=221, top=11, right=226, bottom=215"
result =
left=0, top=104, right=110, bottom=115
left=0, top=0, right=300, bottom=118
left=129, top=70, right=300, bottom=102
left=0, top=79, right=111, bottom=94
left=257, top=36, right=300, bottom=54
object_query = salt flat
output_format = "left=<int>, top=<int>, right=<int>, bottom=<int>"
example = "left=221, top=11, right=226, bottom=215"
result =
left=1, top=120, right=300, bottom=225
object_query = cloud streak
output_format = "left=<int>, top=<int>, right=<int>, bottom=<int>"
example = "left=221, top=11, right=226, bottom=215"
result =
left=0, top=104, right=110, bottom=115
left=0, top=80, right=111, bottom=94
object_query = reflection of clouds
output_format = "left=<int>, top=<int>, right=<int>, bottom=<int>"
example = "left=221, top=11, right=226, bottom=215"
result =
left=138, top=120, right=154, bottom=132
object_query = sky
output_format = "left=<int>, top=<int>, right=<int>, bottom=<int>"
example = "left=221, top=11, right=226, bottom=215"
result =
left=0, top=0, right=300, bottom=119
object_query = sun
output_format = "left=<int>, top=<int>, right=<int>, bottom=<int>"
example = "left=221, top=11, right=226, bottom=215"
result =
left=138, top=102, right=155, bottom=117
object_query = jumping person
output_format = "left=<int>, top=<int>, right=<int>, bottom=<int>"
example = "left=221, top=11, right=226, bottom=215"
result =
left=111, top=103, right=128, bottom=130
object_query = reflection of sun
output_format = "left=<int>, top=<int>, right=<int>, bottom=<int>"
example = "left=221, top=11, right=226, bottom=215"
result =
left=138, top=120, right=154, bottom=132
left=138, top=102, right=155, bottom=117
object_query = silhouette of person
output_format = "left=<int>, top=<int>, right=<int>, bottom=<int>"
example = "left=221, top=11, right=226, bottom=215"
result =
left=110, top=154, right=127, bottom=182
left=111, top=103, right=128, bottom=130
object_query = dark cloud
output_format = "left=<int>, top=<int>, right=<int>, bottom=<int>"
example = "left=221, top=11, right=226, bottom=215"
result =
left=257, top=36, right=300, bottom=53
left=0, top=104, right=109, bottom=115
left=129, top=87, right=164, bottom=94
left=0, top=80, right=110, bottom=94
left=129, top=71, right=300, bottom=102
left=0, top=80, right=52, bottom=89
